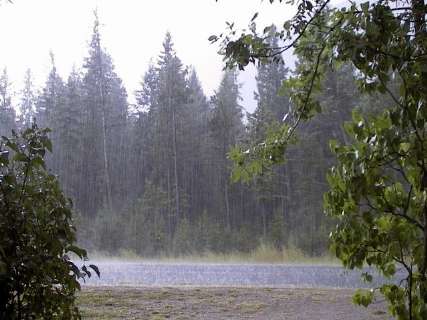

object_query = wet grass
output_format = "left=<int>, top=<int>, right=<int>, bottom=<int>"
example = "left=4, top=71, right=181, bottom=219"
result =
left=77, top=286, right=390, bottom=320
left=88, top=244, right=339, bottom=265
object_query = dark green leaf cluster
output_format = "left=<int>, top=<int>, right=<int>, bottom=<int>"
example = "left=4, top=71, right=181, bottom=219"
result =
left=218, top=0, right=427, bottom=317
left=325, top=108, right=427, bottom=318
left=0, top=125, right=97, bottom=319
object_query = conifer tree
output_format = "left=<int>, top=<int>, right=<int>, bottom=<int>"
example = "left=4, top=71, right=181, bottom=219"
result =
left=80, top=13, right=128, bottom=216
left=0, top=68, right=15, bottom=137
left=248, top=33, right=291, bottom=240
left=181, top=69, right=210, bottom=219
left=156, top=32, right=188, bottom=226
left=210, top=70, right=244, bottom=230
left=59, top=68, right=84, bottom=201
left=35, top=53, right=66, bottom=175
left=19, top=69, right=35, bottom=128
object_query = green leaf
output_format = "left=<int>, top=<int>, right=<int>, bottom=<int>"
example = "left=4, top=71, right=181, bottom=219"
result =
left=67, top=245, right=87, bottom=259
left=13, top=153, right=27, bottom=162
left=353, top=289, right=374, bottom=307
left=89, top=264, right=100, bottom=278
left=399, top=142, right=410, bottom=153
left=361, top=272, right=373, bottom=283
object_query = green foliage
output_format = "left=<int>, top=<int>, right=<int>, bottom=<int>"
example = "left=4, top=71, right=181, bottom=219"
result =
left=0, top=68, right=16, bottom=138
left=325, top=108, right=427, bottom=318
left=0, top=125, right=97, bottom=319
left=229, top=123, right=292, bottom=182
left=235, top=224, right=255, bottom=253
left=18, top=69, right=36, bottom=128
left=138, top=182, right=169, bottom=254
left=269, top=211, right=285, bottom=250
left=173, top=218, right=193, bottom=255
left=216, top=0, right=427, bottom=318
left=353, top=289, right=374, bottom=307
left=100, top=189, right=167, bottom=257
left=94, top=208, right=126, bottom=254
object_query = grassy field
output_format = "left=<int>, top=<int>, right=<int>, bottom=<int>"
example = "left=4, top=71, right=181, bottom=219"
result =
left=87, top=244, right=339, bottom=265
left=77, top=286, right=390, bottom=320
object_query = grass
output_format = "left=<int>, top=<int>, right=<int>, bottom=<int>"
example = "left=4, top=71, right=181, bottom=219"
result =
left=77, top=286, right=388, bottom=319
left=86, top=244, right=339, bottom=265
left=237, top=302, right=266, bottom=313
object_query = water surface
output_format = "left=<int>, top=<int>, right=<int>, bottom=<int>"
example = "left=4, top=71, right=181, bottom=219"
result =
left=81, top=261, right=395, bottom=288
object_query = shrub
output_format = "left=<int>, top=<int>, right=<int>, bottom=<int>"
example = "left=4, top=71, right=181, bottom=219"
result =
left=0, top=125, right=97, bottom=319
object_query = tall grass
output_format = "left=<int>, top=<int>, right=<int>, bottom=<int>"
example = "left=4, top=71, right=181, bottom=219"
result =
left=88, top=244, right=339, bottom=265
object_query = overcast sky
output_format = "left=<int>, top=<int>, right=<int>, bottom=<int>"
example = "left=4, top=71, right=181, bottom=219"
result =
left=0, top=0, right=294, bottom=113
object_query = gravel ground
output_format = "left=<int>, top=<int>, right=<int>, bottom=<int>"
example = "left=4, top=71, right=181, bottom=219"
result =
left=78, top=286, right=391, bottom=320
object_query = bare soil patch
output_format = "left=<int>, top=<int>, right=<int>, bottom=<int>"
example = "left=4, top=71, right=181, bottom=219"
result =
left=78, top=286, right=390, bottom=319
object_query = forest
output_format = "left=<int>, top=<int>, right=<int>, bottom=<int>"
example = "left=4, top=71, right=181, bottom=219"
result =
left=0, top=15, right=378, bottom=258
left=2, top=0, right=427, bottom=318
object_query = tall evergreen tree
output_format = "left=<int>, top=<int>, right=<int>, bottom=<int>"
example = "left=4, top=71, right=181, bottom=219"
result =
left=181, top=69, right=210, bottom=220
left=35, top=52, right=66, bottom=174
left=251, top=26, right=290, bottom=141
left=132, top=35, right=212, bottom=246
left=209, top=70, right=244, bottom=230
left=278, top=62, right=358, bottom=254
left=19, top=68, right=36, bottom=128
left=139, top=33, right=190, bottom=237
left=130, top=63, right=159, bottom=200
left=248, top=34, right=291, bottom=240
left=80, top=13, right=128, bottom=217
left=58, top=68, right=84, bottom=201
left=156, top=32, right=188, bottom=225
left=0, top=68, right=15, bottom=137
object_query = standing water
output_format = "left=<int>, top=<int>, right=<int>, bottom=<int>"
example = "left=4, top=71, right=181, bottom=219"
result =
left=80, top=261, right=398, bottom=288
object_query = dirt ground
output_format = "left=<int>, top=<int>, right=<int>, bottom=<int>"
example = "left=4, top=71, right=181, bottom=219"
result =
left=78, top=286, right=391, bottom=319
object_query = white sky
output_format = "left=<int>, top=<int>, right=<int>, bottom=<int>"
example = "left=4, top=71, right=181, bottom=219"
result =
left=0, top=0, right=294, bottom=113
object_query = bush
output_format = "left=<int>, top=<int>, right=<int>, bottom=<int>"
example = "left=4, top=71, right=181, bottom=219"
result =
left=268, top=211, right=285, bottom=250
left=0, top=125, right=97, bottom=319
left=94, top=208, right=126, bottom=254
left=173, top=217, right=193, bottom=255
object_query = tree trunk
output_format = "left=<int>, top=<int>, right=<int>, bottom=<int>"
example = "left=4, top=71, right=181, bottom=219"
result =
left=172, top=107, right=180, bottom=222
left=96, top=39, right=112, bottom=212
left=224, top=181, right=231, bottom=230
left=101, top=108, right=112, bottom=211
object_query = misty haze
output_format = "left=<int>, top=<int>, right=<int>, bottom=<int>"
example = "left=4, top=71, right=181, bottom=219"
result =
left=1, top=0, right=424, bottom=319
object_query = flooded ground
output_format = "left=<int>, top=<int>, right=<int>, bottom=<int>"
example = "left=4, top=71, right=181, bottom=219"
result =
left=78, top=286, right=391, bottom=319
left=78, top=262, right=393, bottom=319
left=82, top=261, right=389, bottom=288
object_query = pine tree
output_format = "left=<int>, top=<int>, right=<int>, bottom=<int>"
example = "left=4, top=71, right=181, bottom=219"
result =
left=139, top=33, right=190, bottom=237
left=128, top=181, right=169, bottom=256
left=19, top=69, right=36, bottom=128
left=80, top=13, right=128, bottom=217
left=156, top=32, right=188, bottom=225
left=129, top=63, right=160, bottom=202
left=0, top=68, right=15, bottom=137
left=135, top=62, right=159, bottom=112
left=35, top=52, right=66, bottom=174
left=248, top=34, right=291, bottom=241
left=58, top=68, right=84, bottom=201
left=132, top=35, right=213, bottom=242
left=209, top=70, right=244, bottom=230
left=180, top=69, right=210, bottom=220
left=283, top=62, right=358, bottom=254
left=251, top=26, right=290, bottom=141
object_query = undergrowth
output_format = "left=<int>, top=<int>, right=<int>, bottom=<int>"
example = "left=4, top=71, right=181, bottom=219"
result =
left=88, top=243, right=338, bottom=265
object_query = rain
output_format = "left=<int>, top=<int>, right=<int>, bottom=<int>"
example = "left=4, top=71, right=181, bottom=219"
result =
left=0, top=1, right=423, bottom=319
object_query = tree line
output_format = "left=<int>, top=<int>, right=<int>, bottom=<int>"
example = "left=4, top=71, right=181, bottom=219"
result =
left=0, top=17, right=361, bottom=256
